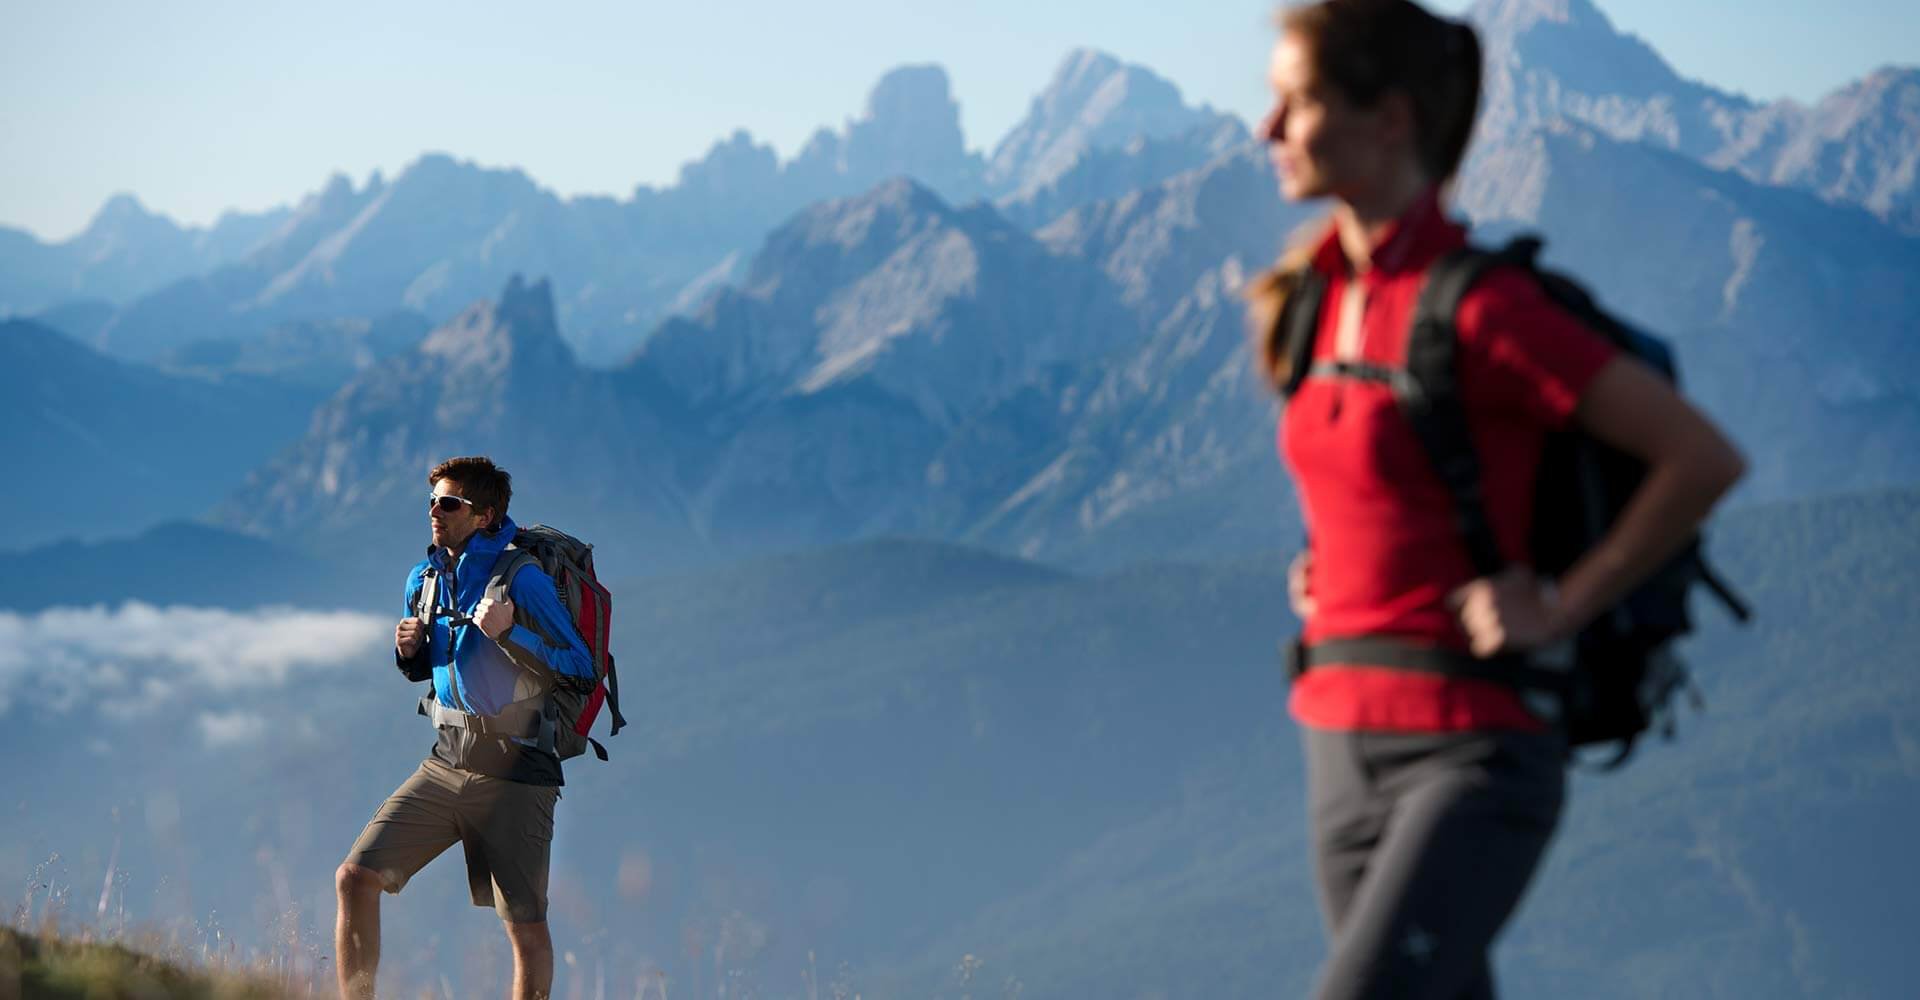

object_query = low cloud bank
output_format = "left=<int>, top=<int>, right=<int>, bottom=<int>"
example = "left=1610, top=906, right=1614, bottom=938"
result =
left=0, top=603, right=390, bottom=721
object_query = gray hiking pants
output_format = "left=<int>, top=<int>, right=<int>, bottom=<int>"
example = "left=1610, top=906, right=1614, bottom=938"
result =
left=1304, top=727, right=1565, bottom=1000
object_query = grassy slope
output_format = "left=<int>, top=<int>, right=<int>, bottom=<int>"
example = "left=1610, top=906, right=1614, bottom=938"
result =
left=0, top=926, right=300, bottom=999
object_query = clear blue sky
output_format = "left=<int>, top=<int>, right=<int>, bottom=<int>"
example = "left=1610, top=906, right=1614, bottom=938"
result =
left=3, top=0, right=1913, bottom=241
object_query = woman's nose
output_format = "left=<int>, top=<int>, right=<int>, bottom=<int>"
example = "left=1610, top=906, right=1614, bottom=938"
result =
left=1261, top=103, right=1287, bottom=143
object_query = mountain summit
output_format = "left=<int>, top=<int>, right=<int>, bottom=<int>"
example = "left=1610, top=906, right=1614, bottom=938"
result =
left=219, top=274, right=688, bottom=560
left=787, top=65, right=984, bottom=204
left=987, top=49, right=1236, bottom=201
left=641, top=176, right=1138, bottom=424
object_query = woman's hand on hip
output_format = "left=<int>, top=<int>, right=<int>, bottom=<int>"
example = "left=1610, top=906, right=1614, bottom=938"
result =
left=1288, top=550, right=1318, bottom=621
left=1449, top=567, right=1563, bottom=656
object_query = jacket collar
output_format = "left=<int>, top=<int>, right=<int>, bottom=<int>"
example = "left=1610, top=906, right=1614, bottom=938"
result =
left=427, top=514, right=519, bottom=574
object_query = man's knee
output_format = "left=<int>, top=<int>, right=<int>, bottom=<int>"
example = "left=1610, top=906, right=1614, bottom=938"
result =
left=337, top=862, right=384, bottom=900
left=502, top=918, right=551, bottom=956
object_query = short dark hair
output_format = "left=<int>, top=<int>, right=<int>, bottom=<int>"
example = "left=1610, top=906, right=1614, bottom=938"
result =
left=428, top=456, right=512, bottom=526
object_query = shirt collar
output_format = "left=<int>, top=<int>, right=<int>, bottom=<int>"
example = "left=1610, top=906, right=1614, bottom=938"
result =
left=1308, top=187, right=1462, bottom=280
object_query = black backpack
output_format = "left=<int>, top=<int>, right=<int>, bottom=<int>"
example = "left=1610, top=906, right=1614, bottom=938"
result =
left=1278, top=235, right=1749, bottom=766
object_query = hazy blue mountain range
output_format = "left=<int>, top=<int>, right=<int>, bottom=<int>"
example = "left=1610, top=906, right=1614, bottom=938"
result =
left=13, top=0, right=1907, bottom=568
left=206, top=154, right=1311, bottom=569
left=213, top=276, right=704, bottom=568
left=13, top=51, right=1230, bottom=371
left=986, top=49, right=1245, bottom=205
left=201, top=111, right=1917, bottom=572
left=8, top=1, right=1913, bottom=381
left=1470, top=0, right=1920, bottom=234
left=1, top=490, right=1912, bottom=997
left=7, top=1, right=1911, bottom=385
left=0, top=194, right=287, bottom=317
left=1460, top=117, right=1920, bottom=497
left=216, top=177, right=1160, bottom=568
left=0, top=319, right=327, bottom=548
left=0, top=521, right=373, bottom=612
left=155, top=309, right=432, bottom=389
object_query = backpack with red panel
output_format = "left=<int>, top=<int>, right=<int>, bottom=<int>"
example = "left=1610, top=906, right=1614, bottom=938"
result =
left=483, top=524, right=627, bottom=761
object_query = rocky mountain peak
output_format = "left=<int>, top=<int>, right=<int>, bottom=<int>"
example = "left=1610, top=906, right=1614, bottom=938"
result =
left=862, top=65, right=960, bottom=127
left=676, top=129, right=781, bottom=195
left=1829, top=65, right=1920, bottom=125
left=86, top=192, right=157, bottom=228
left=986, top=48, right=1223, bottom=199
left=786, top=64, right=982, bottom=204
left=74, top=193, right=182, bottom=253
left=1468, top=0, right=1753, bottom=159
left=1470, top=0, right=1607, bottom=34
left=496, top=273, right=556, bottom=331
left=1759, top=64, right=1920, bottom=231
left=745, top=177, right=956, bottom=289
left=420, top=274, right=572, bottom=376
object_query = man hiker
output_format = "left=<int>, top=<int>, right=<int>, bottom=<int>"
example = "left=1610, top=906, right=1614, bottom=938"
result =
left=335, top=456, right=596, bottom=1000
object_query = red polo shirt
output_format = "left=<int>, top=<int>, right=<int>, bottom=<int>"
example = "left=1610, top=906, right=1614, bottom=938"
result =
left=1281, top=191, right=1616, bottom=732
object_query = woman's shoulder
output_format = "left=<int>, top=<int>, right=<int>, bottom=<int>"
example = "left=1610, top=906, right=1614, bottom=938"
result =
left=1451, top=263, right=1557, bottom=333
left=1444, top=261, right=1618, bottom=421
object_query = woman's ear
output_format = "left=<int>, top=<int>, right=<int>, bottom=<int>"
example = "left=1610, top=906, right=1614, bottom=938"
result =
left=1377, top=90, right=1417, bottom=154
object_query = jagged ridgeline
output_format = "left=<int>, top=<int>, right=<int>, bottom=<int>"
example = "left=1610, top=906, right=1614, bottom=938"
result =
left=5, top=0, right=1919, bottom=560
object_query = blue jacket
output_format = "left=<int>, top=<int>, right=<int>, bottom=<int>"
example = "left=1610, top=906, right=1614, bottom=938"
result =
left=399, top=515, right=594, bottom=717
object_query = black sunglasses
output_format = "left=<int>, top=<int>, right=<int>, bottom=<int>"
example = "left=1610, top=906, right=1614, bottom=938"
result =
left=428, top=494, right=479, bottom=514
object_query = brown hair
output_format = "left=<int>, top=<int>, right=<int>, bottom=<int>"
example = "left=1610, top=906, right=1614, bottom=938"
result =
left=1248, top=0, right=1482, bottom=391
left=429, top=455, right=512, bottom=528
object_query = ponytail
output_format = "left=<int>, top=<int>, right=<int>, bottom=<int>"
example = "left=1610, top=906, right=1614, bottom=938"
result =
left=1247, top=218, right=1333, bottom=391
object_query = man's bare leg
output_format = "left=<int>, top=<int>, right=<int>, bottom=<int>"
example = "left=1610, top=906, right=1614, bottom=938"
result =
left=503, top=918, right=554, bottom=1000
left=335, top=863, right=384, bottom=999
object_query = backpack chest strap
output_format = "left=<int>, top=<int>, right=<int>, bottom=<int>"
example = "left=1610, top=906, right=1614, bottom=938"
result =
left=1304, top=358, right=1411, bottom=390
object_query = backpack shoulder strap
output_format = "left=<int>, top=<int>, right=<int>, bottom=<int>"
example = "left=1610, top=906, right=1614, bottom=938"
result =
left=1278, top=270, right=1329, bottom=400
left=1401, top=236, right=1544, bottom=578
left=413, top=568, right=437, bottom=620
left=485, top=548, right=538, bottom=604
left=486, top=547, right=564, bottom=655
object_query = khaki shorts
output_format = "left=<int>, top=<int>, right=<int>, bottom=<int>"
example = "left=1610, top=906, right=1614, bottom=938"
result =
left=345, top=758, right=558, bottom=923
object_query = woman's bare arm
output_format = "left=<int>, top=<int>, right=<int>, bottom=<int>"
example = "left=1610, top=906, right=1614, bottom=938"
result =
left=1453, top=354, right=1746, bottom=654
left=1552, top=355, right=1745, bottom=633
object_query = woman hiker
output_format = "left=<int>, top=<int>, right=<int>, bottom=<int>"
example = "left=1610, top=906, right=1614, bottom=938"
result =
left=1248, top=1, right=1746, bottom=996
